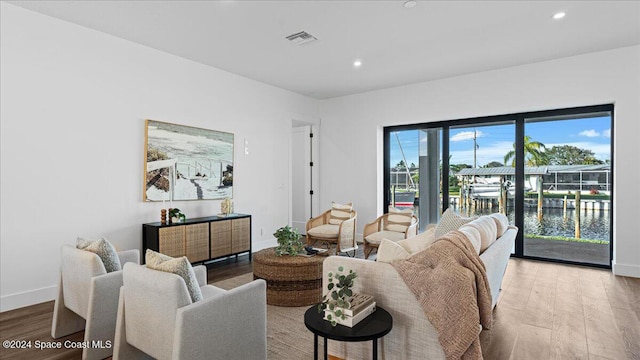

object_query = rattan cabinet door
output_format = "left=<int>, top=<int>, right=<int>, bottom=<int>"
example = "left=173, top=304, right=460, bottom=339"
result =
left=231, top=217, right=251, bottom=254
left=186, top=223, right=209, bottom=262
left=158, top=226, right=185, bottom=258
left=210, top=220, right=232, bottom=258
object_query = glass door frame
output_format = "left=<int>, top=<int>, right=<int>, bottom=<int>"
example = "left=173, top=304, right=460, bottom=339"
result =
left=383, top=103, right=614, bottom=268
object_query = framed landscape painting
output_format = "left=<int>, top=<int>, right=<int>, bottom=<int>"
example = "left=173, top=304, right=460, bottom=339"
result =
left=144, top=119, right=234, bottom=201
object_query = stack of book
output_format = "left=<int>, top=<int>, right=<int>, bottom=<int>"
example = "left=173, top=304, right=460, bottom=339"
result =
left=324, top=293, right=376, bottom=327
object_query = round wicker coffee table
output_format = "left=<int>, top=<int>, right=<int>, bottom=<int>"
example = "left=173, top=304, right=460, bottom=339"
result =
left=253, top=247, right=325, bottom=307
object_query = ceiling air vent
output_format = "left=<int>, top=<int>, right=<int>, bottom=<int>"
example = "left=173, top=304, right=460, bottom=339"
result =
left=285, top=31, right=318, bottom=45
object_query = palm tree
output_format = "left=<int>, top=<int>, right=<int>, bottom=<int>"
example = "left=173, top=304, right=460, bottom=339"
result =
left=504, top=136, right=547, bottom=166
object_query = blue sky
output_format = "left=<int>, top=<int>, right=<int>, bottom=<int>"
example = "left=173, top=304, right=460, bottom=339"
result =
left=390, top=116, right=611, bottom=168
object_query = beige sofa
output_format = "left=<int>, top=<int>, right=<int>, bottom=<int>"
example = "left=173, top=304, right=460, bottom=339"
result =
left=323, top=217, right=517, bottom=360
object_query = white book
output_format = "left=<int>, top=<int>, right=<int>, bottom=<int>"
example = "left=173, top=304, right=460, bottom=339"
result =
left=339, top=293, right=375, bottom=317
left=324, top=302, right=376, bottom=328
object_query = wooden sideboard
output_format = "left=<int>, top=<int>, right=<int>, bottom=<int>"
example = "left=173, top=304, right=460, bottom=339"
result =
left=143, top=214, right=252, bottom=264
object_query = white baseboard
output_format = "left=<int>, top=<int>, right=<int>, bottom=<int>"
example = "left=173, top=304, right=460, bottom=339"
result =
left=612, top=261, right=640, bottom=278
left=1, top=285, right=56, bottom=312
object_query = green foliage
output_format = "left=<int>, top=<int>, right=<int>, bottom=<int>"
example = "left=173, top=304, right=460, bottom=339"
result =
left=274, top=225, right=304, bottom=256
left=484, top=161, right=504, bottom=168
left=317, top=266, right=358, bottom=326
left=504, top=136, right=548, bottom=167
left=545, top=145, right=604, bottom=165
left=525, top=234, right=608, bottom=244
left=168, top=208, right=186, bottom=222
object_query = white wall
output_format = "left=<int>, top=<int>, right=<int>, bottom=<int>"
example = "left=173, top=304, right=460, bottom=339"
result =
left=319, top=45, right=640, bottom=278
left=0, top=3, right=318, bottom=311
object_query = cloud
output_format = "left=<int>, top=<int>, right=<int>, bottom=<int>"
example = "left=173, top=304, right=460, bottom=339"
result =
left=603, top=129, right=611, bottom=138
left=579, top=129, right=599, bottom=137
left=450, top=130, right=483, bottom=142
left=450, top=141, right=513, bottom=166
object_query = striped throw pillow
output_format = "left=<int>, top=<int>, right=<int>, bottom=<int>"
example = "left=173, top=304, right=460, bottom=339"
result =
left=385, top=206, right=414, bottom=233
left=434, top=208, right=477, bottom=239
left=329, top=202, right=353, bottom=225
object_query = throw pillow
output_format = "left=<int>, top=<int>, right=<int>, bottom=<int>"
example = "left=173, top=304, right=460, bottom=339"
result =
left=464, top=216, right=498, bottom=253
left=76, top=237, right=122, bottom=273
left=397, top=228, right=437, bottom=253
left=385, top=206, right=413, bottom=233
left=458, top=224, right=482, bottom=255
left=489, top=213, right=510, bottom=237
left=329, top=202, right=353, bottom=225
left=434, top=208, right=476, bottom=239
left=145, top=249, right=203, bottom=303
left=376, top=239, right=411, bottom=263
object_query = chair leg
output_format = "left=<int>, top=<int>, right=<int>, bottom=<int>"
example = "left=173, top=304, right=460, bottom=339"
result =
left=363, top=243, right=372, bottom=259
left=51, top=274, right=85, bottom=339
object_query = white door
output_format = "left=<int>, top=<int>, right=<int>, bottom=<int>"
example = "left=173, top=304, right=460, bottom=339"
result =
left=291, top=124, right=318, bottom=234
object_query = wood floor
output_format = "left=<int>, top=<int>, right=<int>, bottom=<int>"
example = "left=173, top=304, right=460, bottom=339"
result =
left=1, top=254, right=639, bottom=359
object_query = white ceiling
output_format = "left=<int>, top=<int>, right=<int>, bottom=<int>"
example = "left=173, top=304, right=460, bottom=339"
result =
left=8, top=1, right=640, bottom=99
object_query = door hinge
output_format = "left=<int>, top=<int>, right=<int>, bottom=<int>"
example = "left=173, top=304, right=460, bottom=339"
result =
left=310, top=161, right=314, bottom=167
left=309, top=190, right=314, bottom=195
left=309, top=133, right=314, bottom=138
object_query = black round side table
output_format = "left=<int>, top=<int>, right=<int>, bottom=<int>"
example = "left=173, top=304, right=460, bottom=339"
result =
left=304, top=305, right=393, bottom=360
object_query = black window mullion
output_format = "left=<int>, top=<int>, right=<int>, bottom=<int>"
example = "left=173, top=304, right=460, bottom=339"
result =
left=442, top=126, right=450, bottom=213
left=514, top=118, right=525, bottom=257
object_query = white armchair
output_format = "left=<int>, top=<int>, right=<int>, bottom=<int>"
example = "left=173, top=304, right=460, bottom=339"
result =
left=51, top=244, right=139, bottom=360
left=113, top=262, right=267, bottom=360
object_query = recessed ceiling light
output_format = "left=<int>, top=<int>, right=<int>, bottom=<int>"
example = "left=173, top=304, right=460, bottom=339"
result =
left=353, top=60, right=362, bottom=68
left=553, top=12, right=566, bottom=20
left=404, top=1, right=417, bottom=8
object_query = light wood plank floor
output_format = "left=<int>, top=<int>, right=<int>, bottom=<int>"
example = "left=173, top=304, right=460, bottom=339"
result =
left=1, top=257, right=638, bottom=359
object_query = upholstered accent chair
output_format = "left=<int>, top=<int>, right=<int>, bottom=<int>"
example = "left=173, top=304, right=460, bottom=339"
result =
left=306, top=203, right=358, bottom=255
left=51, top=245, right=139, bottom=360
left=113, top=263, right=267, bottom=360
left=363, top=207, right=419, bottom=259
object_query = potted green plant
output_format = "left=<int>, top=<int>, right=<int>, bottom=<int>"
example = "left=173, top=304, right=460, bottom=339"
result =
left=274, top=225, right=304, bottom=256
left=317, top=266, right=358, bottom=326
left=168, top=208, right=186, bottom=223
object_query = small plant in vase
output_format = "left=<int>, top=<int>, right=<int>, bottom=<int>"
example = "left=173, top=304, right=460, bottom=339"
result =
left=168, top=208, right=186, bottom=223
left=317, top=266, right=357, bottom=326
left=274, top=225, right=304, bottom=256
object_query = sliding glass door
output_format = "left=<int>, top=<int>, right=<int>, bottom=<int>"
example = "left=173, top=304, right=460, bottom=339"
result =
left=523, top=112, right=612, bottom=265
left=384, top=104, right=613, bottom=268
left=386, top=128, right=443, bottom=231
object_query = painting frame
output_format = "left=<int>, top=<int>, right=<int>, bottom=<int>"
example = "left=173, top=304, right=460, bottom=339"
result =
left=144, top=119, right=234, bottom=202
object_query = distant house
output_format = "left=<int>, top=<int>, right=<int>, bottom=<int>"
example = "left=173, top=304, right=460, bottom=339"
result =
left=456, top=164, right=611, bottom=194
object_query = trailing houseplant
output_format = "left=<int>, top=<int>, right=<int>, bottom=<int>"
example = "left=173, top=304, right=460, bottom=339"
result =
left=317, top=266, right=358, bottom=326
left=274, top=225, right=304, bottom=256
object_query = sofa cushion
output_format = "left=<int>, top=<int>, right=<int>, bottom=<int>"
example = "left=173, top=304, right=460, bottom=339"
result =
left=490, top=213, right=510, bottom=237
left=365, top=230, right=406, bottom=245
left=458, top=224, right=482, bottom=255
left=329, top=202, right=353, bottom=225
left=76, top=237, right=122, bottom=273
left=307, top=224, right=340, bottom=239
left=397, top=228, right=437, bottom=253
left=434, top=208, right=476, bottom=239
left=376, top=239, right=411, bottom=263
left=465, top=216, right=498, bottom=253
left=145, top=249, right=203, bottom=303
left=385, top=206, right=413, bottom=233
